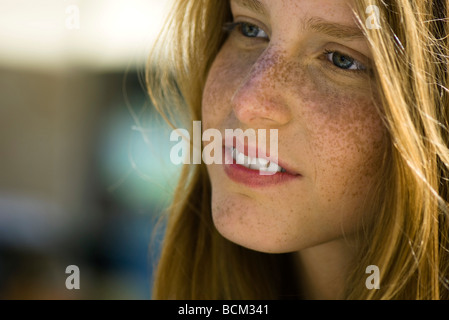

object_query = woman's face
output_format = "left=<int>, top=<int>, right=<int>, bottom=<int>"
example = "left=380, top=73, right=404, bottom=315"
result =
left=202, top=0, right=386, bottom=253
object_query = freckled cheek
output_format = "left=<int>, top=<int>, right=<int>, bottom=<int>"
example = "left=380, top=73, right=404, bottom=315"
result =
left=304, top=97, right=386, bottom=195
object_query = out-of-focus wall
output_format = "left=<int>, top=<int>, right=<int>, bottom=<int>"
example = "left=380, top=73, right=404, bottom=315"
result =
left=0, top=69, right=103, bottom=225
left=0, top=0, right=177, bottom=299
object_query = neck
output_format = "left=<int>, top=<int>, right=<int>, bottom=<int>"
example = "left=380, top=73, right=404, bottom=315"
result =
left=294, top=237, right=357, bottom=300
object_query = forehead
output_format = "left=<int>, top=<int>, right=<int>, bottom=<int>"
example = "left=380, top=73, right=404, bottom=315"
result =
left=230, top=0, right=359, bottom=27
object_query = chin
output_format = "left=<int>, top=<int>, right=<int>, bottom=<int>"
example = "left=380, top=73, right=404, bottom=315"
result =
left=211, top=206, right=304, bottom=254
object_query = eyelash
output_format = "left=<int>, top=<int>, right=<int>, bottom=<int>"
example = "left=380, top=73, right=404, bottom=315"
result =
left=223, top=21, right=368, bottom=74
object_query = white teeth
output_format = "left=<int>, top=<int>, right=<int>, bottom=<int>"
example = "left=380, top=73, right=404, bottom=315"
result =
left=236, top=149, right=246, bottom=165
left=230, top=147, right=286, bottom=173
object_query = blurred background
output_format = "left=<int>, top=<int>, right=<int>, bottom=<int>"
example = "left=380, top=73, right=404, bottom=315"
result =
left=0, top=0, right=180, bottom=299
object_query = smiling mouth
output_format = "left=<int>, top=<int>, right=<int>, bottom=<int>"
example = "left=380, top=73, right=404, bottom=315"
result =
left=228, top=146, right=286, bottom=173
left=222, top=146, right=300, bottom=188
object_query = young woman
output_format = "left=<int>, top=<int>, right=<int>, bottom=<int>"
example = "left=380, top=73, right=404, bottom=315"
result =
left=147, top=0, right=449, bottom=299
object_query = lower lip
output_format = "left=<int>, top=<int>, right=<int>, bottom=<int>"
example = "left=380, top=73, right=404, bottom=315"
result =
left=222, top=147, right=300, bottom=188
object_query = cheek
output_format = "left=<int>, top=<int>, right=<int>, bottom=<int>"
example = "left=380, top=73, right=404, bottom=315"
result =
left=302, top=90, right=386, bottom=210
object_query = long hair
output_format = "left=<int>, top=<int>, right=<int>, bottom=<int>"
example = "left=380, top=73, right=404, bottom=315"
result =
left=147, top=0, right=449, bottom=299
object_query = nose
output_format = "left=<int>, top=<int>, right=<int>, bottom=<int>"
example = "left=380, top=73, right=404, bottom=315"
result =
left=231, top=49, right=293, bottom=128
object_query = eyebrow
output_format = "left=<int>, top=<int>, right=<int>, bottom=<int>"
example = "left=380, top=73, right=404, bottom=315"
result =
left=232, top=0, right=365, bottom=40
left=306, top=17, right=365, bottom=40
left=232, top=0, right=267, bottom=16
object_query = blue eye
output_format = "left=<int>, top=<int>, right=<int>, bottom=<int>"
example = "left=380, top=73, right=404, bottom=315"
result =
left=325, top=50, right=366, bottom=71
left=223, top=22, right=269, bottom=40
left=240, top=22, right=268, bottom=38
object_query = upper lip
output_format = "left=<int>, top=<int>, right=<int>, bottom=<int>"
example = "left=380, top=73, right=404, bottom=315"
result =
left=223, top=136, right=300, bottom=176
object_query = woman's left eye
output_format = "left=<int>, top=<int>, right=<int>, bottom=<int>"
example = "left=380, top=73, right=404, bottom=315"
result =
left=325, top=51, right=366, bottom=71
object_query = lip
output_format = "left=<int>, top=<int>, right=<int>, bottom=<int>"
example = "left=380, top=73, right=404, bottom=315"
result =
left=221, top=138, right=302, bottom=188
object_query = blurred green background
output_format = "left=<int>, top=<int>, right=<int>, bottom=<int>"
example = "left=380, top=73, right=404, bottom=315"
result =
left=0, top=0, right=179, bottom=299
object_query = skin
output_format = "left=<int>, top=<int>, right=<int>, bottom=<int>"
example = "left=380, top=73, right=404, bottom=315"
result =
left=202, top=0, right=386, bottom=299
